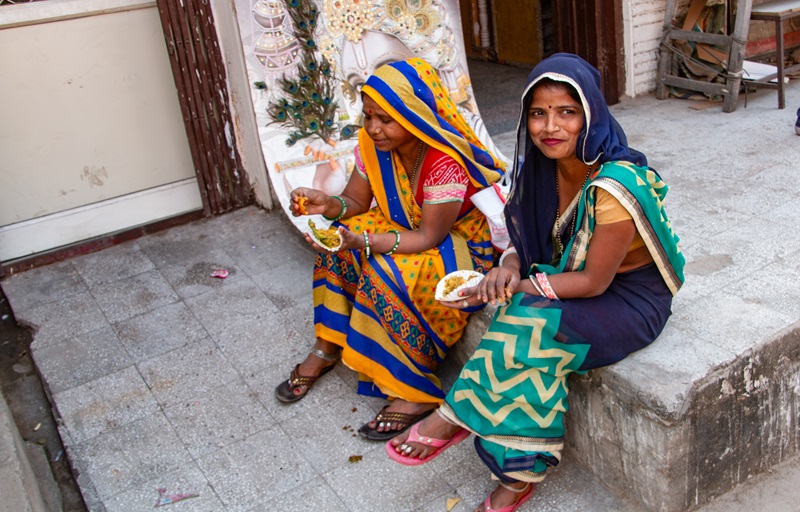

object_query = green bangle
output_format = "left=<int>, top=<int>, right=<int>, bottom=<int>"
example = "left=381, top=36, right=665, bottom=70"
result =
left=385, top=230, right=401, bottom=256
left=323, top=195, right=347, bottom=222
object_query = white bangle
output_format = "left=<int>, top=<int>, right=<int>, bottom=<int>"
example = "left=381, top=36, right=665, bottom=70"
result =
left=498, top=247, right=518, bottom=268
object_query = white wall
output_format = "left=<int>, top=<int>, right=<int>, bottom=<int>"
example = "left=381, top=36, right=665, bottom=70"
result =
left=624, top=0, right=674, bottom=97
left=0, top=0, right=202, bottom=261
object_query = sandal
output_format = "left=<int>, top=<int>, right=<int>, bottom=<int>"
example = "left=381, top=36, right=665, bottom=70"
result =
left=480, top=482, right=533, bottom=512
left=385, top=421, right=470, bottom=465
left=357, top=405, right=435, bottom=441
left=274, top=348, right=339, bottom=403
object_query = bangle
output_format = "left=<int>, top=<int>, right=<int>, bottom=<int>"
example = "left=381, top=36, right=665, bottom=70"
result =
left=498, top=247, right=517, bottom=267
left=529, top=275, right=546, bottom=297
left=535, top=272, right=559, bottom=300
left=385, top=230, right=401, bottom=255
left=323, top=195, right=347, bottom=222
left=363, top=231, right=371, bottom=257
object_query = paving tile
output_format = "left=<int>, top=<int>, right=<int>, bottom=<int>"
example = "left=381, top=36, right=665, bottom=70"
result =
left=323, top=445, right=448, bottom=512
left=53, top=365, right=159, bottom=444
left=262, top=475, right=349, bottom=512
left=33, top=326, right=134, bottom=394
left=212, top=309, right=307, bottom=377
left=90, top=270, right=179, bottom=324
left=113, top=302, right=208, bottom=362
left=722, top=259, right=800, bottom=322
left=71, top=412, right=191, bottom=500
left=137, top=229, right=237, bottom=270
left=158, top=257, right=242, bottom=301
left=217, top=213, right=314, bottom=276
left=184, top=278, right=279, bottom=337
left=138, top=338, right=240, bottom=409
left=71, top=241, right=155, bottom=287
left=0, top=260, right=86, bottom=312
left=103, top=461, right=224, bottom=512
left=279, top=392, right=387, bottom=474
left=19, top=291, right=109, bottom=348
left=161, top=379, right=274, bottom=458
left=250, top=257, right=315, bottom=311
left=244, top=355, right=362, bottom=425
left=196, top=426, right=317, bottom=512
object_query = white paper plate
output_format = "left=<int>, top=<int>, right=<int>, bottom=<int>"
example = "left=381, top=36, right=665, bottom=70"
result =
left=435, top=270, right=484, bottom=302
left=308, top=220, right=343, bottom=252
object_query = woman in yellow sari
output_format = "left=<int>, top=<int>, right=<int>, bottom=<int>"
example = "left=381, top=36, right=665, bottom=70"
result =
left=274, top=58, right=505, bottom=440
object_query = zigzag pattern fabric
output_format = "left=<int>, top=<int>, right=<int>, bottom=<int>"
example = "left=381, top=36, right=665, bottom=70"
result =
left=439, top=293, right=589, bottom=481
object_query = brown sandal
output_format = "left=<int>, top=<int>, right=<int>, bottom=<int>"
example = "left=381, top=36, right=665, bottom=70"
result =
left=274, top=348, right=339, bottom=403
left=357, top=405, right=435, bottom=441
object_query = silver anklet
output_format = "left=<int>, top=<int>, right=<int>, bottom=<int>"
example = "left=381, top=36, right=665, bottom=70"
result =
left=310, top=347, right=339, bottom=362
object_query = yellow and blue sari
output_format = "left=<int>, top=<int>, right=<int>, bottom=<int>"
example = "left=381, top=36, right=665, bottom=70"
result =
left=313, top=58, right=505, bottom=404
left=439, top=54, right=686, bottom=483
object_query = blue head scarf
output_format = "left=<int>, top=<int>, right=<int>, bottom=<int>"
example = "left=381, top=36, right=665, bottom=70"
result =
left=504, top=53, right=650, bottom=273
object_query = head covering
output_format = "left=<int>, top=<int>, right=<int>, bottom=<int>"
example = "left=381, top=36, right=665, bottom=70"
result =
left=505, top=53, right=650, bottom=272
left=360, top=58, right=505, bottom=190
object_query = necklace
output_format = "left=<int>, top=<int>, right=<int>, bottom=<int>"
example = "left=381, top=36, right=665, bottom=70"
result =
left=554, top=161, right=592, bottom=256
left=408, top=141, right=425, bottom=185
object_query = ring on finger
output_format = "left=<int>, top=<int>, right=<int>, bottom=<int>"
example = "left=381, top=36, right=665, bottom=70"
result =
left=462, top=299, right=469, bottom=308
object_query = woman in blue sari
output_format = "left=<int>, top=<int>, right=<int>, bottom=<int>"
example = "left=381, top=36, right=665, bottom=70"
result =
left=387, top=53, right=685, bottom=512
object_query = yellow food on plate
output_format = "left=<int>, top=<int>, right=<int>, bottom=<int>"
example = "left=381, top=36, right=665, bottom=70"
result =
left=308, top=219, right=342, bottom=249
left=297, top=196, right=308, bottom=215
left=442, top=275, right=467, bottom=296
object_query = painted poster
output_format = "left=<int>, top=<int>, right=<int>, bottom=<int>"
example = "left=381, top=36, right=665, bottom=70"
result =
left=233, top=0, right=507, bottom=231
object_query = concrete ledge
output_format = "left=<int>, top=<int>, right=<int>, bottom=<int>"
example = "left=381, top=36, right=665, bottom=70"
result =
left=443, top=310, right=800, bottom=512
left=0, top=392, right=48, bottom=512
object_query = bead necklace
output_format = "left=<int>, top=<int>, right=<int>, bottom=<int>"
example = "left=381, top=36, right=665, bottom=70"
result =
left=408, top=140, right=425, bottom=186
left=554, top=161, right=592, bottom=256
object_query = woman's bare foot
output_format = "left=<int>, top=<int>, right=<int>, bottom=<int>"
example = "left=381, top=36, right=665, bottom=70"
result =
left=389, top=410, right=463, bottom=460
left=473, top=482, right=532, bottom=512
left=367, top=399, right=437, bottom=433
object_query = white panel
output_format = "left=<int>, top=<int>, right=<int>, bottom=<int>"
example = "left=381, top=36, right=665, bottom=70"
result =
left=0, top=6, right=195, bottom=225
left=0, top=179, right=202, bottom=262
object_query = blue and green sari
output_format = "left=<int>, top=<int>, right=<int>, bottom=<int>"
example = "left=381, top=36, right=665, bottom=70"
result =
left=438, top=54, right=685, bottom=483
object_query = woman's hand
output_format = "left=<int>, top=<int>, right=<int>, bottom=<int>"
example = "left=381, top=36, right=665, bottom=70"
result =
left=290, top=187, right=330, bottom=217
left=302, top=226, right=364, bottom=253
left=439, top=266, right=521, bottom=309
left=476, top=266, right=520, bottom=306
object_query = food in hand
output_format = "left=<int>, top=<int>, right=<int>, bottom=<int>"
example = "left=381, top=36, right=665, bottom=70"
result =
left=308, top=219, right=342, bottom=249
left=435, top=270, right=485, bottom=301
left=297, top=196, right=308, bottom=215
left=442, top=275, right=467, bottom=296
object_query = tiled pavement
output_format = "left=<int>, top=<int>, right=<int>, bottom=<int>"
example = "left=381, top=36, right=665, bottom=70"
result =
left=2, top=206, right=630, bottom=512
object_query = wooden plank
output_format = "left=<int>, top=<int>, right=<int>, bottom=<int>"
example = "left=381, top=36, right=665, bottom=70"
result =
left=156, top=0, right=212, bottom=215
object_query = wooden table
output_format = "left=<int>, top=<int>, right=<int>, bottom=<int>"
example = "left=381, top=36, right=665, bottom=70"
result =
left=749, top=0, right=800, bottom=108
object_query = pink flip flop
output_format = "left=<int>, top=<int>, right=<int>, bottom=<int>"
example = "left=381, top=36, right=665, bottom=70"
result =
left=385, top=422, right=470, bottom=466
left=481, top=483, right=534, bottom=512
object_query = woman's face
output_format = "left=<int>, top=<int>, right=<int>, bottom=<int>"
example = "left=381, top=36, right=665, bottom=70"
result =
left=526, top=82, right=585, bottom=162
left=362, top=93, right=416, bottom=152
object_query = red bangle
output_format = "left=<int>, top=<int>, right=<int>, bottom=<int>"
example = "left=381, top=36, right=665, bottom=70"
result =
left=536, top=273, right=559, bottom=300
